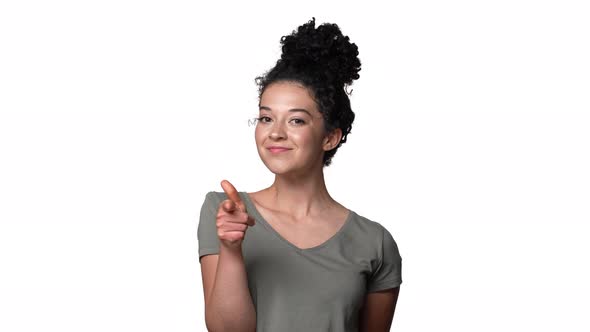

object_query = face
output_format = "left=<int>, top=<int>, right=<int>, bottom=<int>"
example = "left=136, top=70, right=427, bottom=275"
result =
left=254, top=81, right=342, bottom=176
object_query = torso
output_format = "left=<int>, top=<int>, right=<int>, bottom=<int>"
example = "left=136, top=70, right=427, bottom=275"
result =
left=247, top=191, right=350, bottom=250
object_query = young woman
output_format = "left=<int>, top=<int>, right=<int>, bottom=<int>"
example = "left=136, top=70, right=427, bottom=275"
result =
left=198, top=17, right=402, bottom=332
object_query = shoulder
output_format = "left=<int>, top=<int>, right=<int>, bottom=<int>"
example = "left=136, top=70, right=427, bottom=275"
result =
left=350, top=211, right=390, bottom=238
left=200, top=191, right=224, bottom=211
left=203, top=190, right=231, bottom=199
left=201, top=191, right=219, bottom=205
left=350, top=211, right=400, bottom=251
left=203, top=190, right=250, bottom=204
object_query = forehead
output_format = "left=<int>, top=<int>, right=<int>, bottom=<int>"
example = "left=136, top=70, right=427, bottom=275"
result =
left=260, top=82, right=318, bottom=114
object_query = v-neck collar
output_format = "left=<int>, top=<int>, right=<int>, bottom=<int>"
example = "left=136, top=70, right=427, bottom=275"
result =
left=238, top=191, right=354, bottom=252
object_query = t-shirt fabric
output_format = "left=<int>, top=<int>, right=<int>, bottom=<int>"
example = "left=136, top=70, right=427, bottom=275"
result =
left=198, top=191, right=403, bottom=332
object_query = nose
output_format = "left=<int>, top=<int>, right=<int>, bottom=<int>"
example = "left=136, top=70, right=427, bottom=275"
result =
left=269, top=121, right=287, bottom=140
left=269, top=132, right=285, bottom=140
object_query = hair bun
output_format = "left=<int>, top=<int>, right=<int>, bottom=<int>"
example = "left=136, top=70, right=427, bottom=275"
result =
left=279, top=17, right=361, bottom=86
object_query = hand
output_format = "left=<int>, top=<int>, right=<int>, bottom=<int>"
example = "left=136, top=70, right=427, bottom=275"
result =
left=216, top=180, right=256, bottom=248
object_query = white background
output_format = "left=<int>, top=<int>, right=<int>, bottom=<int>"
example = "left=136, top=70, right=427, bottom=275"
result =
left=1, top=1, right=589, bottom=331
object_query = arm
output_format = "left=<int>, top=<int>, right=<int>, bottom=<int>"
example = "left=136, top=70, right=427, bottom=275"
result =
left=358, top=286, right=400, bottom=332
left=200, top=245, right=256, bottom=332
left=199, top=185, right=257, bottom=332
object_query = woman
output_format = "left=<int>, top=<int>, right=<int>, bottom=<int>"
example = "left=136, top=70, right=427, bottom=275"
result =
left=198, top=17, right=402, bottom=332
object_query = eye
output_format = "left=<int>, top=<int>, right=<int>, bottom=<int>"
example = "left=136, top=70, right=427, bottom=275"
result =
left=290, top=118, right=306, bottom=125
left=256, top=116, right=305, bottom=125
left=256, top=116, right=271, bottom=123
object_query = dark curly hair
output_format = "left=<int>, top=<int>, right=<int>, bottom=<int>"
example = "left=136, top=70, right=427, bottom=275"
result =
left=254, top=17, right=361, bottom=167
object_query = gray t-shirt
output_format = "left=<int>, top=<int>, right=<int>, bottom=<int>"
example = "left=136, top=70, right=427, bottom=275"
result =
left=198, top=191, right=403, bottom=332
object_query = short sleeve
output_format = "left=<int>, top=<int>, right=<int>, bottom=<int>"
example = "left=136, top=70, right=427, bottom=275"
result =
left=197, top=191, right=222, bottom=261
left=367, top=226, right=403, bottom=292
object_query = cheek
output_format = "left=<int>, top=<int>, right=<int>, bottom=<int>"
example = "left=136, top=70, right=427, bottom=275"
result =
left=254, top=127, right=264, bottom=143
left=293, top=131, right=322, bottom=150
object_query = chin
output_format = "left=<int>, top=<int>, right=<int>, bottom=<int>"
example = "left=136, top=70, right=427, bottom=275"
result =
left=262, top=159, right=295, bottom=175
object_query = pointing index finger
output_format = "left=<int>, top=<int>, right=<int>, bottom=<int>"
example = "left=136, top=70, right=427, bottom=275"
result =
left=220, top=179, right=246, bottom=212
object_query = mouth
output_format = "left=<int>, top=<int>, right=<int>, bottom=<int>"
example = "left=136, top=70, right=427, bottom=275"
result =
left=267, top=147, right=292, bottom=154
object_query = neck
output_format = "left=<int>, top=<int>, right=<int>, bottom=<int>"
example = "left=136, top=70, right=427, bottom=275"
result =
left=265, top=163, right=335, bottom=219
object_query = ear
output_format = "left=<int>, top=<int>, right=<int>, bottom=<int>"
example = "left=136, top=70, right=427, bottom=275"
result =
left=323, top=128, right=343, bottom=151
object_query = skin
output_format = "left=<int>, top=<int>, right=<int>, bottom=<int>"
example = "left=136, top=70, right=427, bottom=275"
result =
left=250, top=80, right=346, bottom=222
left=202, top=80, right=400, bottom=331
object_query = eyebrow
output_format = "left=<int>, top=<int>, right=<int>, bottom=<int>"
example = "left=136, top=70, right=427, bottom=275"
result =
left=259, top=106, right=312, bottom=117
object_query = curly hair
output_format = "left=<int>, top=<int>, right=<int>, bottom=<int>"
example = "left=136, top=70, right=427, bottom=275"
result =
left=254, top=17, right=361, bottom=167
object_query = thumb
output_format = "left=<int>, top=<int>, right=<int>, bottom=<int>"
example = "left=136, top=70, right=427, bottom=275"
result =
left=221, top=199, right=236, bottom=213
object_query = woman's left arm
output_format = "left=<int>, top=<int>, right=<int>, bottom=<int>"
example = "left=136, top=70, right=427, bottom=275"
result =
left=358, top=286, right=400, bottom=332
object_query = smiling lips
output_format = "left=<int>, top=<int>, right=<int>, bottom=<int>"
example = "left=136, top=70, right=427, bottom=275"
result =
left=267, top=146, right=292, bottom=154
